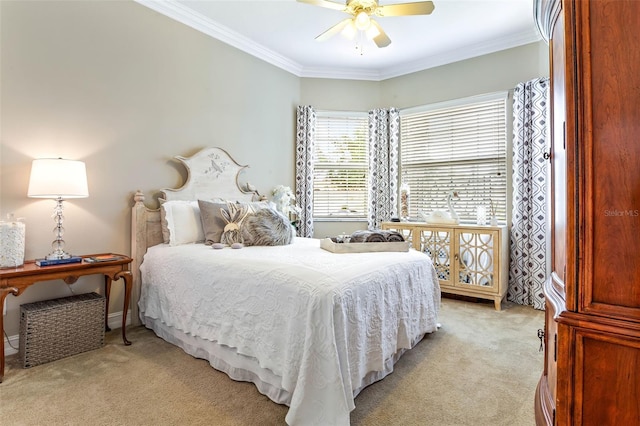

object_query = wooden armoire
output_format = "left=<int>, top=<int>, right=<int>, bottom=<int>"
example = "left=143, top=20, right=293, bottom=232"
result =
left=534, top=0, right=640, bottom=425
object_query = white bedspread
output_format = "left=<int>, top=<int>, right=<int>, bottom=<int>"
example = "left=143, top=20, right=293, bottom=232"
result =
left=139, top=237, right=440, bottom=425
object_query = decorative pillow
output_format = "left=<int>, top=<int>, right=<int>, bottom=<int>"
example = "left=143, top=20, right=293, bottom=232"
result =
left=241, top=207, right=295, bottom=246
left=220, top=202, right=250, bottom=245
left=160, top=200, right=205, bottom=246
left=199, top=200, right=268, bottom=245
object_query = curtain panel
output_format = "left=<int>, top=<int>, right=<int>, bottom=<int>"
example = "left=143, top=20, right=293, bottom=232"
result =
left=295, top=106, right=316, bottom=238
left=508, top=77, right=549, bottom=310
left=367, top=108, right=400, bottom=230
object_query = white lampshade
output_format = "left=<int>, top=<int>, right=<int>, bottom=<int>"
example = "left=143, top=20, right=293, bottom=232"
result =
left=354, top=11, right=371, bottom=31
left=28, top=158, right=89, bottom=199
left=341, top=21, right=357, bottom=40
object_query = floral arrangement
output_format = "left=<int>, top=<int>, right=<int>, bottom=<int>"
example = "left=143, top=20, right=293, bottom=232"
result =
left=271, top=185, right=302, bottom=218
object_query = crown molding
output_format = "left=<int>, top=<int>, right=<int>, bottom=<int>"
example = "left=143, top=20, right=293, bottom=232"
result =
left=298, top=66, right=384, bottom=81
left=134, top=0, right=304, bottom=76
left=135, top=0, right=542, bottom=82
left=377, top=28, right=543, bottom=80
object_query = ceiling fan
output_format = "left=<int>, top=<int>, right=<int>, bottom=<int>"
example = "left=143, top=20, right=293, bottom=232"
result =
left=298, top=0, right=435, bottom=48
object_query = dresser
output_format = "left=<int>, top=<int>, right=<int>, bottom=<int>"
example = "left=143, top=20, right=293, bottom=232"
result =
left=534, top=1, right=640, bottom=424
left=381, top=222, right=508, bottom=310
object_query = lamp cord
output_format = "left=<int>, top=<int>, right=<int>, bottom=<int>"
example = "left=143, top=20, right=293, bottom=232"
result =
left=4, top=329, right=17, bottom=351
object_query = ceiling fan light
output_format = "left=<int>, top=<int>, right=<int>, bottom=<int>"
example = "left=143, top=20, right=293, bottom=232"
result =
left=365, top=23, right=380, bottom=39
left=354, top=11, right=371, bottom=31
left=341, top=21, right=357, bottom=40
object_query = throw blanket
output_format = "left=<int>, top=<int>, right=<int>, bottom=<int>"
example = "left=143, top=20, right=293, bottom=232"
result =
left=350, top=229, right=405, bottom=243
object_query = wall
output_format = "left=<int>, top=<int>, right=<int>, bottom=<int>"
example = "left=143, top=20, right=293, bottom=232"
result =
left=1, top=0, right=549, bottom=343
left=381, top=41, right=549, bottom=109
left=0, top=0, right=300, bottom=338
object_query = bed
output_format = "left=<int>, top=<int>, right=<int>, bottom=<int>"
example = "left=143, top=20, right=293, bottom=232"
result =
left=130, top=147, right=441, bottom=426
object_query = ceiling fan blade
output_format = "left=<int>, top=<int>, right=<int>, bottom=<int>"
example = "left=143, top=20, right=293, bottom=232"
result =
left=297, top=0, right=348, bottom=12
left=315, top=18, right=352, bottom=41
left=376, top=1, right=435, bottom=17
left=371, top=20, right=391, bottom=48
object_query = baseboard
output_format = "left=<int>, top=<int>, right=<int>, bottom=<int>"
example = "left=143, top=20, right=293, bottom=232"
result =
left=3, top=309, right=131, bottom=356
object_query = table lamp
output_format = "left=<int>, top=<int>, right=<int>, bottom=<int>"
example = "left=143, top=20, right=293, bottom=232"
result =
left=27, top=158, right=89, bottom=260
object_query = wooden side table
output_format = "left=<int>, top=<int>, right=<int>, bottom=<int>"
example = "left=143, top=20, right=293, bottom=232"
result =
left=0, top=253, right=133, bottom=382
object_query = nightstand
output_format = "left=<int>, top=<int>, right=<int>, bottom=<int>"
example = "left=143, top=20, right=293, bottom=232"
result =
left=0, top=253, right=133, bottom=382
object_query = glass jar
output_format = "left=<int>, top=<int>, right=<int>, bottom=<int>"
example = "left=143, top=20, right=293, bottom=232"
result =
left=476, top=205, right=487, bottom=226
left=0, top=214, right=26, bottom=269
left=400, top=180, right=410, bottom=221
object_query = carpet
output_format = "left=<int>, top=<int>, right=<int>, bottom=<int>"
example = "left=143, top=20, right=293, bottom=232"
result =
left=0, top=298, right=543, bottom=425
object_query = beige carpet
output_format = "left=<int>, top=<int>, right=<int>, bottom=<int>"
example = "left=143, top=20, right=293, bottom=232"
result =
left=0, top=298, right=543, bottom=426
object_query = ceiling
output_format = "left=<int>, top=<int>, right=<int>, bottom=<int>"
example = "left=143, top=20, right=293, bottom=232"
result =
left=135, top=0, right=541, bottom=81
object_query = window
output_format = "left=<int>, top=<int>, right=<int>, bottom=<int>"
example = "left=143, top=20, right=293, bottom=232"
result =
left=400, top=92, right=508, bottom=223
left=313, top=111, right=368, bottom=219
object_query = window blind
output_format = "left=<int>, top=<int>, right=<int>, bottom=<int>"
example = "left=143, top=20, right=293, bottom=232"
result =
left=400, top=93, right=508, bottom=223
left=314, top=112, right=368, bottom=219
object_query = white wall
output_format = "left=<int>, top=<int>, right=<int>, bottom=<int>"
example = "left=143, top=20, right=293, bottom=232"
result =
left=381, top=41, right=549, bottom=109
left=0, top=0, right=549, bottom=339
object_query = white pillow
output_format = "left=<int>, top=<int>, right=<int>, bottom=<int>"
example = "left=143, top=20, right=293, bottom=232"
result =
left=161, top=200, right=205, bottom=246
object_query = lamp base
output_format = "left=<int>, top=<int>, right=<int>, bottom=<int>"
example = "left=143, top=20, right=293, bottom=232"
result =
left=45, top=250, right=73, bottom=260
left=45, top=197, right=74, bottom=261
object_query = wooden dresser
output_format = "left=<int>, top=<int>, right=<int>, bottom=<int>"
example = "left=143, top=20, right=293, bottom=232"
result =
left=534, top=1, right=640, bottom=424
left=381, top=222, right=508, bottom=310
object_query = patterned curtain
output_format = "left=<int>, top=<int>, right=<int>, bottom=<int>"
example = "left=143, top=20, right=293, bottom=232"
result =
left=367, top=108, right=400, bottom=230
left=508, top=77, right=549, bottom=310
left=295, top=105, right=316, bottom=238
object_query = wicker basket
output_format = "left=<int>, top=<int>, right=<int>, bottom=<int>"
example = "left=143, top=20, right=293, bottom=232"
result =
left=19, top=292, right=106, bottom=368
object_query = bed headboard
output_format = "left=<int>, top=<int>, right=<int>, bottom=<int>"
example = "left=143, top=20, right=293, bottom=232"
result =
left=130, top=147, right=261, bottom=324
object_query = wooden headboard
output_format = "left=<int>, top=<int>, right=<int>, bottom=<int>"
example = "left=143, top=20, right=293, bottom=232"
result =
left=130, top=147, right=260, bottom=324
